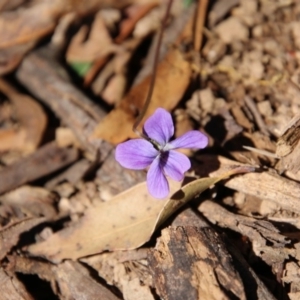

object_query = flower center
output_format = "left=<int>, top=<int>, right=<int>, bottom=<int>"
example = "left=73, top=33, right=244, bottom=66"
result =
left=148, top=138, right=162, bottom=151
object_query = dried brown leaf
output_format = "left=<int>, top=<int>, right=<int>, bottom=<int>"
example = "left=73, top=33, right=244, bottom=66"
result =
left=26, top=180, right=182, bottom=262
left=92, top=47, right=191, bottom=144
left=0, top=79, right=47, bottom=153
left=26, top=167, right=252, bottom=262
left=66, top=12, right=115, bottom=63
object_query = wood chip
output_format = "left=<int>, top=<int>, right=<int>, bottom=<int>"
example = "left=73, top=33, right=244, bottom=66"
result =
left=0, top=217, right=45, bottom=260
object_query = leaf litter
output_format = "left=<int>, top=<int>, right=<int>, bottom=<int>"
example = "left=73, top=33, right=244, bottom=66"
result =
left=1, top=0, right=300, bottom=299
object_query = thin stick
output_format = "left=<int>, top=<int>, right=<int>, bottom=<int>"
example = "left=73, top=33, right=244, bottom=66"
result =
left=194, top=0, right=209, bottom=53
left=244, top=96, right=270, bottom=137
left=132, top=0, right=173, bottom=138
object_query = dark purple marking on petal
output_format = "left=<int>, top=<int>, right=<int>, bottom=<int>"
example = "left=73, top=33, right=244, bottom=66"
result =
left=115, top=139, right=157, bottom=170
left=162, top=150, right=190, bottom=181
left=143, top=108, right=174, bottom=146
left=147, top=157, right=169, bottom=199
left=167, top=130, right=208, bottom=150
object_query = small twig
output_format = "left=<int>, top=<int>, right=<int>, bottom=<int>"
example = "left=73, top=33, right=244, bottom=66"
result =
left=244, top=95, right=270, bottom=136
left=243, top=145, right=278, bottom=158
left=194, top=0, right=209, bottom=53
left=132, top=0, right=173, bottom=138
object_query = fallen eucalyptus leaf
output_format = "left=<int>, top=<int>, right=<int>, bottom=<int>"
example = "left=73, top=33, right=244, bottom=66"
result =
left=27, top=166, right=253, bottom=262
left=27, top=180, right=181, bottom=263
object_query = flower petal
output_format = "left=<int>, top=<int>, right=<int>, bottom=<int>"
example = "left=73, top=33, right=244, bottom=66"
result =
left=143, top=108, right=174, bottom=146
left=147, top=157, right=169, bottom=199
left=167, top=130, right=208, bottom=150
left=115, top=139, right=158, bottom=170
left=163, top=150, right=191, bottom=181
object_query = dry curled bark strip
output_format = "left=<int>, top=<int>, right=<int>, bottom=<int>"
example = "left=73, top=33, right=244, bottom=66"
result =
left=0, top=142, right=78, bottom=195
left=16, top=46, right=113, bottom=159
left=195, top=155, right=300, bottom=214
left=198, top=200, right=289, bottom=248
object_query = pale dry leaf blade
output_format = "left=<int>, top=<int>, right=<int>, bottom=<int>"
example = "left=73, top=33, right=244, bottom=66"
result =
left=27, top=180, right=182, bottom=263
left=27, top=167, right=253, bottom=263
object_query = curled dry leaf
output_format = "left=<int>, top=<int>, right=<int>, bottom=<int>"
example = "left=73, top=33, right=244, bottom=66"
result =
left=92, top=4, right=194, bottom=144
left=92, top=47, right=191, bottom=144
left=26, top=180, right=182, bottom=262
left=27, top=167, right=253, bottom=262
left=0, top=79, right=47, bottom=154
left=66, top=11, right=115, bottom=63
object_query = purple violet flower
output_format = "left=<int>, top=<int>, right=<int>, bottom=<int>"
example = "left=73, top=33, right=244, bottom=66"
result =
left=115, top=108, right=208, bottom=199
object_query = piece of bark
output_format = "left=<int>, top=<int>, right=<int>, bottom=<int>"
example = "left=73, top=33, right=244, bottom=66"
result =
left=8, top=256, right=121, bottom=300
left=224, top=237, right=277, bottom=300
left=276, top=113, right=300, bottom=173
left=198, top=200, right=289, bottom=248
left=0, top=217, right=45, bottom=260
left=45, top=158, right=92, bottom=189
left=276, top=113, right=300, bottom=157
left=0, top=186, right=57, bottom=219
left=171, top=208, right=278, bottom=299
left=244, top=95, right=269, bottom=136
left=16, top=46, right=113, bottom=159
left=52, top=260, right=121, bottom=300
left=195, top=155, right=300, bottom=214
left=0, top=268, right=33, bottom=300
left=198, top=200, right=291, bottom=273
left=148, top=226, right=246, bottom=300
left=82, top=249, right=154, bottom=300
left=171, top=206, right=209, bottom=227
left=0, top=142, right=78, bottom=195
